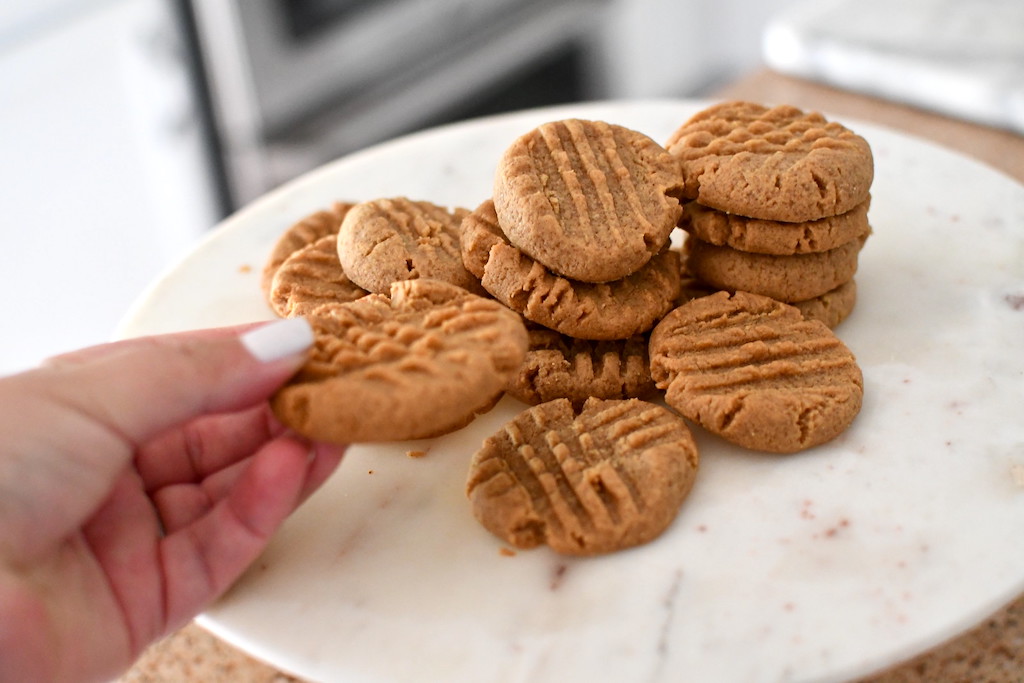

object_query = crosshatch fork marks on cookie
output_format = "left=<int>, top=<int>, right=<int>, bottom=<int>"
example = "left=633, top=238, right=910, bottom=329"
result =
left=508, top=329, right=654, bottom=407
left=652, top=310, right=859, bottom=392
left=297, top=301, right=515, bottom=383
left=535, top=120, right=651, bottom=247
left=650, top=291, right=863, bottom=453
left=495, top=119, right=683, bottom=283
left=467, top=398, right=699, bottom=555
left=272, top=280, right=529, bottom=443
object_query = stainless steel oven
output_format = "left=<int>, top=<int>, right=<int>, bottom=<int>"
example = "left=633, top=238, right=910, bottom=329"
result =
left=177, top=0, right=611, bottom=211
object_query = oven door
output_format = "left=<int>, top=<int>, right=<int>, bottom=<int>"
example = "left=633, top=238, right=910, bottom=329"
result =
left=188, top=0, right=609, bottom=207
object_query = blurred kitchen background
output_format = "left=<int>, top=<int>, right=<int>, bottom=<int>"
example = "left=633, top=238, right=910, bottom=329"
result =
left=2, top=0, right=1021, bottom=374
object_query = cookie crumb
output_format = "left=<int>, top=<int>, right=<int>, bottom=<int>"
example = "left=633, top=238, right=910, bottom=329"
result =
left=407, top=450, right=428, bottom=459
left=368, top=470, right=374, bottom=475
left=499, top=547, right=516, bottom=557
left=238, top=264, right=252, bottom=273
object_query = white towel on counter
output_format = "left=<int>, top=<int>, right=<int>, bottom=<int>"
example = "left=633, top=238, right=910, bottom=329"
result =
left=762, top=0, right=1024, bottom=134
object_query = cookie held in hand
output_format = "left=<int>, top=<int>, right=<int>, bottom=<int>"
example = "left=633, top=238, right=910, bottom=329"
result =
left=272, top=279, right=528, bottom=443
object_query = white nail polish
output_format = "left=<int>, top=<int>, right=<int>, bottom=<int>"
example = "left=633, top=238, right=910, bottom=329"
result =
left=240, top=318, right=314, bottom=363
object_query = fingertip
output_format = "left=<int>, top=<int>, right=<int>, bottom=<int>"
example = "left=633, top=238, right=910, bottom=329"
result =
left=238, top=317, right=313, bottom=364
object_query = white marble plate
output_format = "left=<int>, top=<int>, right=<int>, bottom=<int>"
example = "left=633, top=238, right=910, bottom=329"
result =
left=117, top=100, right=1024, bottom=683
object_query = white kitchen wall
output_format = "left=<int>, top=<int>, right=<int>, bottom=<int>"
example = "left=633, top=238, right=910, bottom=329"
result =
left=0, top=0, right=218, bottom=375
left=597, top=0, right=803, bottom=97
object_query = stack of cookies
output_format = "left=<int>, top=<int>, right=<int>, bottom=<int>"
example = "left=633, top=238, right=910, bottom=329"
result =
left=461, top=118, right=686, bottom=407
left=665, top=101, right=874, bottom=328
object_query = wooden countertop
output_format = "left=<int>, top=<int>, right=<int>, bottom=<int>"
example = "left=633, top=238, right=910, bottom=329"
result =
left=119, top=69, right=1024, bottom=683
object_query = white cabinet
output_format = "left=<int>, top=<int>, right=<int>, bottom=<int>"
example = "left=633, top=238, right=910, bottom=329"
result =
left=0, top=0, right=218, bottom=374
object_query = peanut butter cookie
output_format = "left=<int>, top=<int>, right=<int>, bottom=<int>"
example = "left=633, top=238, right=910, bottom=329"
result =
left=493, top=119, right=684, bottom=283
left=683, top=234, right=865, bottom=302
left=337, top=197, right=483, bottom=295
left=681, top=197, right=871, bottom=256
left=261, top=201, right=355, bottom=296
left=666, top=102, right=873, bottom=222
left=466, top=397, right=699, bottom=555
left=649, top=291, right=863, bottom=453
left=272, top=279, right=528, bottom=443
left=790, top=279, right=857, bottom=329
left=269, top=235, right=368, bottom=317
left=506, top=326, right=655, bottom=408
left=461, top=200, right=680, bottom=340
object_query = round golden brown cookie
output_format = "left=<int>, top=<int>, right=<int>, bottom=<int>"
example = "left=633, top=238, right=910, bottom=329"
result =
left=683, top=234, right=865, bottom=302
left=269, top=235, right=368, bottom=317
left=466, top=397, right=699, bottom=555
left=271, top=279, right=528, bottom=443
left=665, top=101, right=873, bottom=222
left=649, top=291, right=863, bottom=453
left=676, top=248, right=857, bottom=328
left=681, top=197, right=871, bottom=255
left=675, top=247, right=719, bottom=305
left=790, top=279, right=857, bottom=329
left=507, top=325, right=655, bottom=408
left=493, top=119, right=684, bottom=283
left=261, top=201, right=355, bottom=296
left=680, top=280, right=858, bottom=329
left=337, top=197, right=483, bottom=295
left=461, top=199, right=680, bottom=340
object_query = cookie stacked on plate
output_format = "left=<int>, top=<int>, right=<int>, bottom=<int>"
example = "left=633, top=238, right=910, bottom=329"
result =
left=266, top=196, right=486, bottom=317
left=461, top=118, right=686, bottom=406
left=666, top=101, right=874, bottom=328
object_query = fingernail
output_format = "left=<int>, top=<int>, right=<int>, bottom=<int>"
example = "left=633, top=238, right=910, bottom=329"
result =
left=240, top=318, right=314, bottom=363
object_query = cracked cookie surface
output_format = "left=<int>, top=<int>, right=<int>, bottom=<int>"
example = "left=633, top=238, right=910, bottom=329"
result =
left=649, top=291, right=862, bottom=453
left=666, top=101, right=873, bottom=222
left=337, top=197, right=483, bottom=295
left=466, top=397, right=698, bottom=555
left=493, top=119, right=683, bottom=283
left=461, top=199, right=679, bottom=340
left=269, top=235, right=368, bottom=317
left=271, top=279, right=528, bottom=443
left=261, top=201, right=355, bottom=296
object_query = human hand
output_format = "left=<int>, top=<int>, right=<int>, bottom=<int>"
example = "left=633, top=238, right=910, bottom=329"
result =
left=0, top=319, right=345, bottom=683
